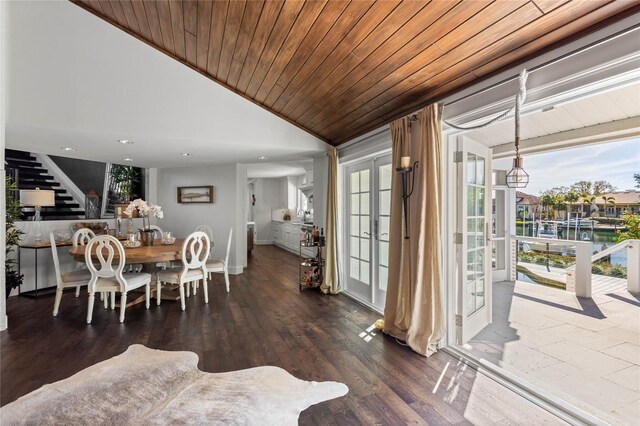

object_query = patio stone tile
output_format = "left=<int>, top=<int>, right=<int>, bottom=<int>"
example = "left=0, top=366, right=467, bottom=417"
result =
left=545, top=324, right=627, bottom=350
left=499, top=341, right=562, bottom=373
left=603, top=310, right=640, bottom=328
left=610, top=398, right=640, bottom=425
left=604, top=365, right=640, bottom=392
left=531, top=362, right=638, bottom=421
left=605, top=326, right=640, bottom=345
left=537, top=340, right=632, bottom=377
left=507, top=322, right=566, bottom=349
left=539, top=308, right=615, bottom=332
left=602, top=342, right=640, bottom=365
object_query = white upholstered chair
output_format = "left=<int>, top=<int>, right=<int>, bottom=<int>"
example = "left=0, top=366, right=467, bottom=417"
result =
left=156, top=231, right=210, bottom=311
left=50, top=232, right=91, bottom=316
left=71, top=228, right=95, bottom=296
left=85, top=235, right=152, bottom=323
left=206, top=228, right=232, bottom=293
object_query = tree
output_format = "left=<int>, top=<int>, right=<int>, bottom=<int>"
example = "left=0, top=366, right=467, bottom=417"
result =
left=601, top=196, right=615, bottom=217
left=582, top=195, right=597, bottom=217
left=570, top=180, right=616, bottom=196
left=541, top=194, right=555, bottom=219
left=570, top=181, right=592, bottom=196
left=634, top=173, right=640, bottom=189
left=593, top=180, right=616, bottom=195
left=616, top=213, right=640, bottom=242
left=565, top=191, right=579, bottom=218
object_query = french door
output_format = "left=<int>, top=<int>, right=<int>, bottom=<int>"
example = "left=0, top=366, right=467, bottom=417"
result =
left=456, top=136, right=492, bottom=344
left=344, top=154, right=392, bottom=311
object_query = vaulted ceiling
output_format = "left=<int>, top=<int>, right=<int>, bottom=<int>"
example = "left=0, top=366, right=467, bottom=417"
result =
left=71, top=0, right=639, bottom=145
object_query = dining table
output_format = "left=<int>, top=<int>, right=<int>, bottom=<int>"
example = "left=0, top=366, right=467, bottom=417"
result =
left=69, top=239, right=186, bottom=307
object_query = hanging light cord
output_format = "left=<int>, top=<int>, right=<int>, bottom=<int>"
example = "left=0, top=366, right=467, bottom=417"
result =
left=442, top=69, right=529, bottom=131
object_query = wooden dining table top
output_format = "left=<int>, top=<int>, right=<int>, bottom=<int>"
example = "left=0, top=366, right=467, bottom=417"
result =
left=69, top=239, right=184, bottom=264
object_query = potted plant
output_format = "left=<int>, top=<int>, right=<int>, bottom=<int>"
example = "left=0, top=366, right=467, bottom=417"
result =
left=111, top=165, right=139, bottom=217
left=124, top=199, right=163, bottom=246
left=5, top=176, right=24, bottom=299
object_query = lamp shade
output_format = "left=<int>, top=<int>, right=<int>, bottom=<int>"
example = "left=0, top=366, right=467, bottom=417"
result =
left=19, top=188, right=55, bottom=207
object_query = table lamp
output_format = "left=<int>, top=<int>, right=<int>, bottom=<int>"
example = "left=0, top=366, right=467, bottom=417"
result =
left=20, top=188, right=55, bottom=243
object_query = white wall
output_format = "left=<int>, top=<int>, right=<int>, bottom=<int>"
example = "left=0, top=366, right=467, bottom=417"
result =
left=253, top=178, right=282, bottom=244
left=313, top=153, right=328, bottom=230
left=1, top=0, right=7, bottom=330
left=156, top=163, right=246, bottom=274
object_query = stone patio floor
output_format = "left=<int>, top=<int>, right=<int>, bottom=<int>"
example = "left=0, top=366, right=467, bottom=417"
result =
left=467, top=280, right=640, bottom=425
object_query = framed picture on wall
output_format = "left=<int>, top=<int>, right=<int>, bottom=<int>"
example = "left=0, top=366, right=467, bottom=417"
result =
left=177, top=186, right=215, bottom=204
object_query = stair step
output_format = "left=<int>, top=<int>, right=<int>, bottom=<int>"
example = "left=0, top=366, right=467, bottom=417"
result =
left=5, top=149, right=36, bottom=161
left=5, top=158, right=42, bottom=168
left=7, top=166, right=49, bottom=175
left=18, top=182, right=61, bottom=190
left=15, top=175, right=55, bottom=182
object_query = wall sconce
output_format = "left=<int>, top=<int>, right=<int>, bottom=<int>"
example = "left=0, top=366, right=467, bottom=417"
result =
left=395, top=156, right=419, bottom=239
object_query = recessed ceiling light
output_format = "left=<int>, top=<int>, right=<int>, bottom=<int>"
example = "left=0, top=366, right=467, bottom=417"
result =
left=180, top=153, right=191, bottom=157
left=61, top=147, right=77, bottom=152
left=122, top=157, right=134, bottom=162
left=258, top=156, right=268, bottom=160
left=118, top=139, right=133, bottom=144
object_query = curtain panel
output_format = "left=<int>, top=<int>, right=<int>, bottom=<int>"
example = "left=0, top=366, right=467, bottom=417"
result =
left=322, top=147, right=340, bottom=294
left=383, top=104, right=444, bottom=357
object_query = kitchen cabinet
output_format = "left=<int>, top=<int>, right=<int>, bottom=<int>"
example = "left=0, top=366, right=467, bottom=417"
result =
left=272, top=221, right=314, bottom=257
left=299, top=170, right=313, bottom=187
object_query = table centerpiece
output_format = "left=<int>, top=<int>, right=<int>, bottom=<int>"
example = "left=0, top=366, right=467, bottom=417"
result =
left=124, top=199, right=164, bottom=246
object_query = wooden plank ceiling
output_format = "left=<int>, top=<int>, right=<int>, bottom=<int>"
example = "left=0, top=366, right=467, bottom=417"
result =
left=71, top=0, right=639, bottom=146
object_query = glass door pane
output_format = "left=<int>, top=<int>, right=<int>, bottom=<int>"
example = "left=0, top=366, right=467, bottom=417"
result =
left=456, top=136, right=492, bottom=344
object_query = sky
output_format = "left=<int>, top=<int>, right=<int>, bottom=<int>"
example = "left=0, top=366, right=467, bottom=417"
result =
left=494, top=138, right=640, bottom=196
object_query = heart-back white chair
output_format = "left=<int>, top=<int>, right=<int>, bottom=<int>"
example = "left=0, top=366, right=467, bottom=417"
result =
left=71, top=228, right=95, bottom=296
left=194, top=225, right=214, bottom=257
left=85, top=235, right=152, bottom=323
left=157, top=231, right=210, bottom=311
left=206, top=228, right=233, bottom=293
left=73, top=228, right=95, bottom=249
left=50, top=232, right=92, bottom=316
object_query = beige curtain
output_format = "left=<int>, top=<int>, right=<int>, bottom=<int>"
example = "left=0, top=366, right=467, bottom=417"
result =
left=383, top=104, right=444, bottom=357
left=322, top=147, right=339, bottom=294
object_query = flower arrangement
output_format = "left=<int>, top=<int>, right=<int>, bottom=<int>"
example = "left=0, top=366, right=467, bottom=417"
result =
left=124, top=199, right=163, bottom=234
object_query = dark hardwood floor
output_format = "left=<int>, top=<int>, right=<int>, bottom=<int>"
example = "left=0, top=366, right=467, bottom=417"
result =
left=1, top=246, right=563, bottom=424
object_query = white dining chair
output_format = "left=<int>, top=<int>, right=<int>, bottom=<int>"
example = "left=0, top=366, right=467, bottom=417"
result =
left=156, top=231, right=210, bottom=311
left=85, top=235, right=152, bottom=324
left=194, top=225, right=214, bottom=256
left=50, top=232, right=92, bottom=317
left=206, top=228, right=233, bottom=293
left=149, top=225, right=163, bottom=240
left=72, top=228, right=95, bottom=297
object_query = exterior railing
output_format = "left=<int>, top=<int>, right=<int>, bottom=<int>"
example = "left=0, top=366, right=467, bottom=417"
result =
left=566, top=239, right=639, bottom=294
left=511, top=236, right=592, bottom=297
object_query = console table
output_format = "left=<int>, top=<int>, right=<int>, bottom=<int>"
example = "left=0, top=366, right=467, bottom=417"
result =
left=18, top=240, right=74, bottom=298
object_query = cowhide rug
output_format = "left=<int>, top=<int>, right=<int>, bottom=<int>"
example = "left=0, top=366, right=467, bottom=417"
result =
left=1, top=344, right=348, bottom=425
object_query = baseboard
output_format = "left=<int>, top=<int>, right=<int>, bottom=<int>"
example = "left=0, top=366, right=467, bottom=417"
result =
left=254, top=240, right=273, bottom=245
left=228, top=266, right=244, bottom=275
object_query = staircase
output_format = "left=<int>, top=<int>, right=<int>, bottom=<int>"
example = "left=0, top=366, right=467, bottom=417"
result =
left=5, top=149, right=85, bottom=220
